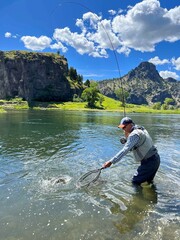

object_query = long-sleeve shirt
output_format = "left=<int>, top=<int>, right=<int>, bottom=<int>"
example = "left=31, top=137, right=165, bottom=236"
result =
left=110, top=134, right=140, bottom=164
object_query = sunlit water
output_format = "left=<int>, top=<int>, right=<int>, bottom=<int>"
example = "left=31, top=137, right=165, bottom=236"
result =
left=0, top=110, right=179, bottom=240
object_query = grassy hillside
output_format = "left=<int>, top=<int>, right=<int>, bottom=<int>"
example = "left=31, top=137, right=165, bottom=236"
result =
left=34, top=95, right=180, bottom=114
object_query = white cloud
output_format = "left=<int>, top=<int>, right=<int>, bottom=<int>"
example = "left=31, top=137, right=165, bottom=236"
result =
left=81, top=12, right=101, bottom=28
left=117, top=45, right=131, bottom=56
left=83, top=73, right=105, bottom=78
left=164, top=6, right=180, bottom=25
left=52, top=12, right=121, bottom=58
left=50, top=42, right=68, bottom=53
left=49, top=0, right=180, bottom=58
left=5, top=32, right=12, bottom=38
left=112, top=0, right=180, bottom=52
left=148, top=56, right=170, bottom=65
left=21, top=35, right=52, bottom=51
left=53, top=27, right=97, bottom=56
left=159, top=70, right=179, bottom=79
left=108, top=10, right=116, bottom=16
left=19, top=0, right=180, bottom=60
left=171, top=57, right=180, bottom=70
left=5, top=32, right=19, bottom=38
left=89, top=19, right=120, bottom=50
left=148, top=56, right=180, bottom=80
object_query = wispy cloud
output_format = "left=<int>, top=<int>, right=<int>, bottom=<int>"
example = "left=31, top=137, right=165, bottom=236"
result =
left=108, top=10, right=116, bottom=15
left=5, top=32, right=18, bottom=38
left=83, top=73, right=105, bottom=78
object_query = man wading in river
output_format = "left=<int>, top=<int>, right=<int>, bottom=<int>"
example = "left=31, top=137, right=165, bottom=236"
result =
left=103, top=117, right=160, bottom=187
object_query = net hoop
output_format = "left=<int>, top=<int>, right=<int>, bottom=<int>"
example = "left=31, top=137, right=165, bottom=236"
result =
left=77, top=168, right=103, bottom=188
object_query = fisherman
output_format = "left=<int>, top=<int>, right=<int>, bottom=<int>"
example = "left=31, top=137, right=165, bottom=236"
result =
left=103, top=117, right=160, bottom=186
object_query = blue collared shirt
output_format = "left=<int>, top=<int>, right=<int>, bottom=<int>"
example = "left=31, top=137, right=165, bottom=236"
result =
left=110, top=133, right=140, bottom=164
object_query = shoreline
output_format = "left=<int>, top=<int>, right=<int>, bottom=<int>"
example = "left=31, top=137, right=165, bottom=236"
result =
left=0, top=100, right=179, bottom=114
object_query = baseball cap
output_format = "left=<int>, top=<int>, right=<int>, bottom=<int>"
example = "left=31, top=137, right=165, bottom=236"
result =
left=118, top=117, right=134, bottom=128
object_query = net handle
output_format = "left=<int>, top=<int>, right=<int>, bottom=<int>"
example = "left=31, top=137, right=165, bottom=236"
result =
left=79, top=167, right=104, bottom=180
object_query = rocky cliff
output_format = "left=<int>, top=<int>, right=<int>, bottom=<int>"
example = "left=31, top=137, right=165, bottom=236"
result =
left=98, top=62, right=180, bottom=106
left=0, top=51, right=82, bottom=105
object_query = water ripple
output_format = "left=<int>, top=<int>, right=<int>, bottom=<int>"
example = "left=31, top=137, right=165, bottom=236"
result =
left=0, top=111, right=179, bottom=240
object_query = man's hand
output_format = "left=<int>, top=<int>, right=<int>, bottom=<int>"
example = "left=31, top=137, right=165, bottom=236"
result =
left=103, top=161, right=112, bottom=168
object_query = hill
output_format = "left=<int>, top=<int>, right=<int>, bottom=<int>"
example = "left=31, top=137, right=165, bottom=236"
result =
left=98, top=62, right=180, bottom=107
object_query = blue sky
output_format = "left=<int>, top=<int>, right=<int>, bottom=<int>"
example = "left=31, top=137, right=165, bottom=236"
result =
left=1, top=0, right=180, bottom=81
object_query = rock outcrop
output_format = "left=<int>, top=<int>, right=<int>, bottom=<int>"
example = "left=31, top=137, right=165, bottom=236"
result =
left=0, top=51, right=82, bottom=105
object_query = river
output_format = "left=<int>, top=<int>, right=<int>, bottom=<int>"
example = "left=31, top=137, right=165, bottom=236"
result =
left=0, top=110, right=179, bottom=240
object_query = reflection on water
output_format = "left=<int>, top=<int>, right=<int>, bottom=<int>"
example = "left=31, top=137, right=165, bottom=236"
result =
left=113, top=185, right=158, bottom=234
left=0, top=110, right=179, bottom=240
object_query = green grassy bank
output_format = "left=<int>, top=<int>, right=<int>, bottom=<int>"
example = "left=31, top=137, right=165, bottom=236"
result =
left=0, top=96, right=179, bottom=114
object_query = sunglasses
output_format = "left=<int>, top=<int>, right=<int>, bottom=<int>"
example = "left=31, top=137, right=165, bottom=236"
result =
left=122, top=124, right=128, bottom=130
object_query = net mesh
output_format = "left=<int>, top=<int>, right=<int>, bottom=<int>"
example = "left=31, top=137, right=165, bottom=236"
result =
left=77, top=169, right=102, bottom=188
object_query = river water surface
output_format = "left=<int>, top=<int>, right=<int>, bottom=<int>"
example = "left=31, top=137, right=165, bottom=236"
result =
left=0, top=110, right=179, bottom=240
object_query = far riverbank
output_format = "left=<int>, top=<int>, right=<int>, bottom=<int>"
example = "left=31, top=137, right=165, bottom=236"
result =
left=0, top=97, right=179, bottom=114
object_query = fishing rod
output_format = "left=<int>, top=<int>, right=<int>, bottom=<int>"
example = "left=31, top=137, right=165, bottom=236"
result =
left=54, top=1, right=127, bottom=116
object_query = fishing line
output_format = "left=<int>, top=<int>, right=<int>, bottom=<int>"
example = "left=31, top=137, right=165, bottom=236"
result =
left=53, top=1, right=126, bottom=116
